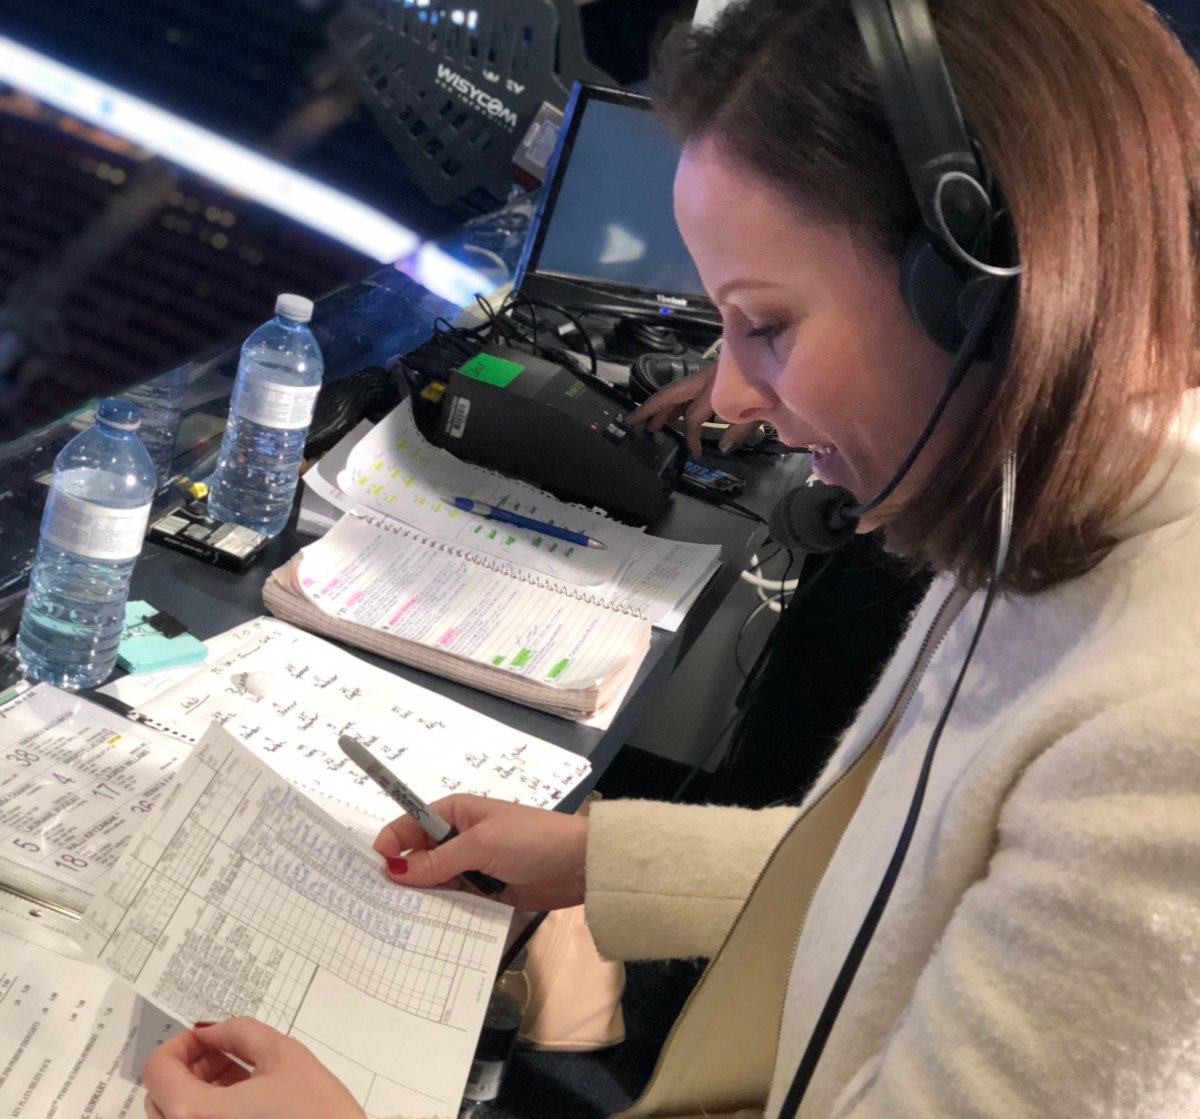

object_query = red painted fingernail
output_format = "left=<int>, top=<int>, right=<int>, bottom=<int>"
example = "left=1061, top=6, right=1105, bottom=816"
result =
left=193, top=1021, right=215, bottom=1028
left=385, top=856, right=409, bottom=874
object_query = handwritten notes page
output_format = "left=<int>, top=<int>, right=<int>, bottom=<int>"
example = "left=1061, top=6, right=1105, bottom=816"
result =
left=79, top=725, right=511, bottom=1119
left=326, top=401, right=722, bottom=628
left=131, top=618, right=594, bottom=835
left=0, top=919, right=180, bottom=1119
left=0, top=687, right=190, bottom=912
left=270, top=513, right=650, bottom=717
left=339, top=399, right=634, bottom=585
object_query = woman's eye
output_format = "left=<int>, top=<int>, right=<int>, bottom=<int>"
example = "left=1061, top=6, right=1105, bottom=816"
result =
left=745, top=322, right=784, bottom=343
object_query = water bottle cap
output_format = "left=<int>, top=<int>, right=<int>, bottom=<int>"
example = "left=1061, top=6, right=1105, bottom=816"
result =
left=97, top=397, right=141, bottom=431
left=275, top=293, right=314, bottom=322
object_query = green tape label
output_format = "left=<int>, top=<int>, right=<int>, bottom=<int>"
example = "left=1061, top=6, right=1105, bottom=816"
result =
left=512, top=648, right=532, bottom=667
left=459, top=352, right=524, bottom=387
left=548, top=659, right=570, bottom=679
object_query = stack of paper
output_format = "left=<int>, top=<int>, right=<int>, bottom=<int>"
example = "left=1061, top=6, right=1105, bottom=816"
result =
left=265, top=515, right=651, bottom=720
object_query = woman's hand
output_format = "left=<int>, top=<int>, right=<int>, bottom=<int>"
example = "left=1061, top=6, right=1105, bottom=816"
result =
left=625, top=364, right=758, bottom=457
left=141, top=1019, right=365, bottom=1119
left=374, top=795, right=588, bottom=911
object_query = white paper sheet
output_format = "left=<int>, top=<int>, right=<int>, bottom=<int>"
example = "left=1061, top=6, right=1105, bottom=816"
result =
left=0, top=687, right=190, bottom=911
left=338, top=399, right=643, bottom=585
left=78, top=725, right=511, bottom=1119
left=0, top=921, right=179, bottom=1119
left=298, top=418, right=373, bottom=536
left=291, top=514, right=648, bottom=695
left=321, top=402, right=721, bottom=628
left=128, top=618, right=593, bottom=837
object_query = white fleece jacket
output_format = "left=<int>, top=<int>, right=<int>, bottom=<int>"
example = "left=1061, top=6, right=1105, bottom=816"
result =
left=585, top=390, right=1200, bottom=1118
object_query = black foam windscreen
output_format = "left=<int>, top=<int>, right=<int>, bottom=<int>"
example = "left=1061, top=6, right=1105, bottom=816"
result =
left=768, top=483, right=861, bottom=553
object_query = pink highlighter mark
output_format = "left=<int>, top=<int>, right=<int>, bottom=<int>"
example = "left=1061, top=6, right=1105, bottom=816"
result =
left=320, top=578, right=341, bottom=596
left=438, top=628, right=457, bottom=646
left=301, top=576, right=315, bottom=588
left=388, top=598, right=417, bottom=627
left=345, top=590, right=363, bottom=608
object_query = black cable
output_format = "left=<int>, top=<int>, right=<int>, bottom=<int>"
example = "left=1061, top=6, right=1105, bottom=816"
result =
left=847, top=281, right=1007, bottom=519
left=498, top=289, right=539, bottom=352
left=473, top=293, right=512, bottom=346
left=504, top=295, right=599, bottom=378
left=776, top=451, right=1016, bottom=1118
left=675, top=545, right=836, bottom=802
left=718, top=498, right=768, bottom=524
left=733, top=549, right=816, bottom=704
left=734, top=595, right=780, bottom=679
left=497, top=910, right=548, bottom=976
left=747, top=546, right=784, bottom=573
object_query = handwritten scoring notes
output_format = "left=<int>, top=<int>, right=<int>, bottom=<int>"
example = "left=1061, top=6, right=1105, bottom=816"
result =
left=129, top=618, right=592, bottom=836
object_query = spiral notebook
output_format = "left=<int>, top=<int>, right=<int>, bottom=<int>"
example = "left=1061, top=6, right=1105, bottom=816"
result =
left=262, top=511, right=652, bottom=719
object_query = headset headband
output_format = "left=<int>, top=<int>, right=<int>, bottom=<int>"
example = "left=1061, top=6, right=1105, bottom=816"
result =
left=850, top=0, right=992, bottom=253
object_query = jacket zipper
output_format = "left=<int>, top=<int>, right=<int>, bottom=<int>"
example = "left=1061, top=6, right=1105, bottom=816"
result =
left=641, top=584, right=968, bottom=1115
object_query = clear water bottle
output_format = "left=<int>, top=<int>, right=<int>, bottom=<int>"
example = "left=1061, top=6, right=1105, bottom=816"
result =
left=206, top=294, right=324, bottom=537
left=17, top=398, right=156, bottom=690
left=119, top=365, right=188, bottom=490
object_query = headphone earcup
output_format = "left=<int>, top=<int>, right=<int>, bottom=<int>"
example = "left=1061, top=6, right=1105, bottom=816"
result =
left=899, top=232, right=970, bottom=353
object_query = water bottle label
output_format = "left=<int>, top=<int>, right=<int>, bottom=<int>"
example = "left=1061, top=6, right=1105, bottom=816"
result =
left=43, top=491, right=152, bottom=560
left=232, top=380, right=320, bottom=429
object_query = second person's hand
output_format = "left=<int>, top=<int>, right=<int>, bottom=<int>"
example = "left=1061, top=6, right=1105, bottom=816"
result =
left=141, top=1019, right=366, bottom=1119
left=373, top=795, right=588, bottom=912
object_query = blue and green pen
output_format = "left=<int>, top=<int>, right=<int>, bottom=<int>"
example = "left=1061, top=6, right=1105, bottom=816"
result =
left=449, top=497, right=607, bottom=550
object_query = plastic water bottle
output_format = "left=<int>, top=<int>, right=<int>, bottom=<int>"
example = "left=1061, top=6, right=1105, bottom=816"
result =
left=206, top=294, right=324, bottom=537
left=119, top=365, right=188, bottom=490
left=17, top=398, right=156, bottom=690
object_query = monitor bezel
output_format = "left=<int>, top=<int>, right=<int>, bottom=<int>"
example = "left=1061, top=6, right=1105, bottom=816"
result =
left=514, top=83, right=719, bottom=328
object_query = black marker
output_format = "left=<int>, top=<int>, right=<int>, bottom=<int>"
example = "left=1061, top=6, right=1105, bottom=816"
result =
left=338, top=735, right=507, bottom=896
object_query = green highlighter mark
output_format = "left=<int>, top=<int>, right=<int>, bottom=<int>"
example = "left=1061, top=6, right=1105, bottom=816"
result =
left=488, top=530, right=498, bottom=540
left=532, top=537, right=543, bottom=548
left=505, top=535, right=516, bottom=546
left=512, top=648, right=532, bottom=667
left=548, top=659, right=570, bottom=679
left=492, top=655, right=505, bottom=666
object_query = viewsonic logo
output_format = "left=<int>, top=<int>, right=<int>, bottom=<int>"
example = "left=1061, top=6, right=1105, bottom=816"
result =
left=435, top=64, right=519, bottom=130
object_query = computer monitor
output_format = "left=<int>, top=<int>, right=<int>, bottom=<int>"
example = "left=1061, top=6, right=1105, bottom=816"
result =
left=514, top=84, right=718, bottom=327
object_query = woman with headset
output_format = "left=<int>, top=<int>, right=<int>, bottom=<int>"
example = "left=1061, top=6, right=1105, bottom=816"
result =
left=142, top=0, right=1200, bottom=1116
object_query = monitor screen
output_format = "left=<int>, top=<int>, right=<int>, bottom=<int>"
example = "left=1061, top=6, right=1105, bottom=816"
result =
left=516, top=85, right=716, bottom=323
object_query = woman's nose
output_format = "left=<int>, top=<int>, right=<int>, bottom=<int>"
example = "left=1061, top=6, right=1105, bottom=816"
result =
left=710, top=342, right=775, bottom=425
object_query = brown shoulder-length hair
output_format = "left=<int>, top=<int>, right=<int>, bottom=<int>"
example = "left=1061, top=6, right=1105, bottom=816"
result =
left=653, top=0, right=1200, bottom=593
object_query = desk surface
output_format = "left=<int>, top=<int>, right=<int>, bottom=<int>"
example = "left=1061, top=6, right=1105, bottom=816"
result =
left=128, top=449, right=804, bottom=808
left=1, top=261, right=806, bottom=803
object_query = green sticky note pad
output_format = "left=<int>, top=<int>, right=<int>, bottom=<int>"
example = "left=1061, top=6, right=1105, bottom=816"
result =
left=458, top=352, right=524, bottom=387
left=117, top=601, right=207, bottom=674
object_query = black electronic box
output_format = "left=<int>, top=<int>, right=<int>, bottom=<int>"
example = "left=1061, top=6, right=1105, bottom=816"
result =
left=430, top=347, right=686, bottom=524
